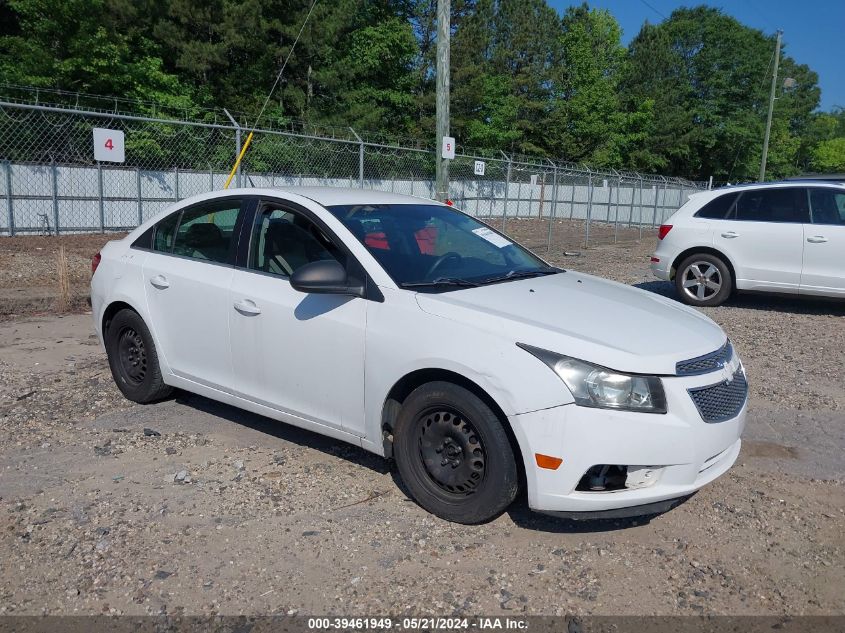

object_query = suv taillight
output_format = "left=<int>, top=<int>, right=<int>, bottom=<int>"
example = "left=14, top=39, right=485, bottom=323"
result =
left=92, top=252, right=102, bottom=275
left=658, top=224, right=673, bottom=240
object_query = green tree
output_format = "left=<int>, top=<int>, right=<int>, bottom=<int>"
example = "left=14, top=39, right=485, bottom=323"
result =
left=547, top=3, right=651, bottom=168
left=621, top=6, right=820, bottom=181
left=0, top=0, right=192, bottom=110
left=810, top=137, right=845, bottom=172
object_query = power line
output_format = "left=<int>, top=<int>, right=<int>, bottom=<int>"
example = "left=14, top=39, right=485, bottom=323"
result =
left=251, top=0, right=319, bottom=132
left=638, top=0, right=666, bottom=20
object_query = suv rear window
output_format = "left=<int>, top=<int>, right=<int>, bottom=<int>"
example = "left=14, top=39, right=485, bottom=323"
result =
left=695, top=192, right=739, bottom=219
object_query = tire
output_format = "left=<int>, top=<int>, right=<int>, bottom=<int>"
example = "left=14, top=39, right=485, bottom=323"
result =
left=105, top=308, right=173, bottom=404
left=675, top=253, right=732, bottom=307
left=393, top=381, right=519, bottom=524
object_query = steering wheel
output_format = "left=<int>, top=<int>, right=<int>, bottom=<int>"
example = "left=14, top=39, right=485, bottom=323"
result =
left=425, top=251, right=462, bottom=278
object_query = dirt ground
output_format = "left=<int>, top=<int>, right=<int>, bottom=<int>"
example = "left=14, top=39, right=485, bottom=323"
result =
left=0, top=224, right=843, bottom=617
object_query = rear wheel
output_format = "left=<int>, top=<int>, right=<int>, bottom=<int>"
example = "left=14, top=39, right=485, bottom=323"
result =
left=675, top=253, right=732, bottom=307
left=105, top=308, right=172, bottom=403
left=393, top=382, right=518, bottom=524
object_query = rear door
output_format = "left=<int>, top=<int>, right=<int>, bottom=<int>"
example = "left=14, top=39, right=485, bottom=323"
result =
left=142, top=197, right=245, bottom=390
left=801, top=187, right=845, bottom=297
left=710, top=187, right=807, bottom=293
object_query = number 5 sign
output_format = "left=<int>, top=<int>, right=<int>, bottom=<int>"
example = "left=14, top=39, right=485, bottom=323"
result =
left=441, top=136, right=455, bottom=160
left=93, top=128, right=125, bottom=163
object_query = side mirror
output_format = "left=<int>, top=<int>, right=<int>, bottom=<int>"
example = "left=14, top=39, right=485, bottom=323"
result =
left=289, top=259, right=363, bottom=296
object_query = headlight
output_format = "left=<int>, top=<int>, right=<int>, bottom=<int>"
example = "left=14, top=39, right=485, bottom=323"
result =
left=517, top=343, right=667, bottom=413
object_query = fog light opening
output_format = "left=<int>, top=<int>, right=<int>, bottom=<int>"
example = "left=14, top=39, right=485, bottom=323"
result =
left=576, top=464, right=664, bottom=492
left=577, top=464, right=628, bottom=492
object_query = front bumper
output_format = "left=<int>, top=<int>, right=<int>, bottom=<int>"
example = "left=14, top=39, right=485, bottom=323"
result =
left=508, top=371, right=746, bottom=514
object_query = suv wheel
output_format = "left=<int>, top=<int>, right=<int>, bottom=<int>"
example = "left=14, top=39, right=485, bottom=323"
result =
left=393, top=381, right=519, bottom=524
left=105, top=308, right=173, bottom=403
left=675, top=253, right=732, bottom=307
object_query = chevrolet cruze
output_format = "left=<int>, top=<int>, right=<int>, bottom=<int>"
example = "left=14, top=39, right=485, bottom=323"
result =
left=91, top=188, right=747, bottom=524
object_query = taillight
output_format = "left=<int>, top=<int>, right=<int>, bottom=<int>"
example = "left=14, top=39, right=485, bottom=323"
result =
left=658, top=224, right=673, bottom=240
left=92, top=252, right=102, bottom=275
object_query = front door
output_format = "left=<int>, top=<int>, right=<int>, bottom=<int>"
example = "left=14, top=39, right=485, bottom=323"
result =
left=710, top=187, right=807, bottom=293
left=801, top=187, right=845, bottom=297
left=142, top=198, right=243, bottom=390
left=228, top=202, right=368, bottom=436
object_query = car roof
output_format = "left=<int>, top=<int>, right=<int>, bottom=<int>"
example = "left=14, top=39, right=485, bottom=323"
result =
left=265, top=186, right=438, bottom=206
left=715, top=180, right=845, bottom=192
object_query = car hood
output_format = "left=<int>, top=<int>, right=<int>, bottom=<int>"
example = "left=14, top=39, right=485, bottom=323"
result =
left=415, top=271, right=727, bottom=375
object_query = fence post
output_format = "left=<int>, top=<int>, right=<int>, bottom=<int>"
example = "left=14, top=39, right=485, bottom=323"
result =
left=51, top=158, right=59, bottom=236
left=546, top=160, right=558, bottom=253
left=585, top=171, right=594, bottom=248
left=97, top=161, right=104, bottom=234
left=4, top=160, right=13, bottom=236
left=638, top=177, right=645, bottom=240
left=209, top=164, right=214, bottom=191
left=350, top=128, right=364, bottom=188
left=174, top=167, right=179, bottom=201
left=223, top=108, right=241, bottom=188
left=136, top=167, right=143, bottom=226
left=613, top=174, right=621, bottom=244
left=651, top=181, right=660, bottom=229
left=501, top=152, right=511, bottom=231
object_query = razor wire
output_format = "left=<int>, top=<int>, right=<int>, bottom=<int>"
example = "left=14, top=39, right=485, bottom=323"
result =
left=0, top=98, right=707, bottom=249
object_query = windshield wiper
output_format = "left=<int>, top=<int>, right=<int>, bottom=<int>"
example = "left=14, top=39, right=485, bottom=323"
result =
left=400, top=277, right=480, bottom=289
left=477, top=267, right=562, bottom=285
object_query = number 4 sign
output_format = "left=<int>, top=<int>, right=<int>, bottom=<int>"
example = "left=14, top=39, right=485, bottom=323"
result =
left=93, top=128, right=125, bottom=163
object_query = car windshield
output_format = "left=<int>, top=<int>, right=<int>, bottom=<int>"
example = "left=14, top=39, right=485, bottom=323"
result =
left=326, top=203, right=559, bottom=290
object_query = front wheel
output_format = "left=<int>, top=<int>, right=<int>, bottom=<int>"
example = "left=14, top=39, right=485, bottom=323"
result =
left=393, top=382, right=519, bottom=524
left=675, top=253, right=732, bottom=307
left=105, top=308, right=173, bottom=404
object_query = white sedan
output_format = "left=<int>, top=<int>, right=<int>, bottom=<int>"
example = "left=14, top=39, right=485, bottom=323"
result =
left=91, top=188, right=746, bottom=524
left=651, top=181, right=845, bottom=306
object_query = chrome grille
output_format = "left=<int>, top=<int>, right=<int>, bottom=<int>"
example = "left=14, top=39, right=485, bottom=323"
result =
left=687, top=369, right=747, bottom=423
left=676, top=341, right=733, bottom=376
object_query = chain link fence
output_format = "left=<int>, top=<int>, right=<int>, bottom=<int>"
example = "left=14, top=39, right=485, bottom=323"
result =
left=0, top=96, right=707, bottom=251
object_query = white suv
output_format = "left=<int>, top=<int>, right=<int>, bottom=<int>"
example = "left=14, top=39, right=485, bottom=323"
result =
left=651, top=181, right=845, bottom=306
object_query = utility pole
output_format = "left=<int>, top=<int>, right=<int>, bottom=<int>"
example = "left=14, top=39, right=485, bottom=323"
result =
left=435, top=0, right=450, bottom=201
left=760, top=29, right=782, bottom=182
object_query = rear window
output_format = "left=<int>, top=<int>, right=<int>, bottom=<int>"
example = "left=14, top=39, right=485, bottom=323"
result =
left=694, top=192, right=739, bottom=219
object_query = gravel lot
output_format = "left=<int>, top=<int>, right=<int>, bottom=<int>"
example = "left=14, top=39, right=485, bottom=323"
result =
left=0, top=224, right=843, bottom=617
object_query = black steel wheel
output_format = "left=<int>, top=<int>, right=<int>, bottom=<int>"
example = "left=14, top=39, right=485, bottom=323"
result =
left=417, top=407, right=487, bottom=495
left=116, top=326, right=147, bottom=386
left=105, top=308, right=173, bottom=404
left=394, top=381, right=518, bottom=524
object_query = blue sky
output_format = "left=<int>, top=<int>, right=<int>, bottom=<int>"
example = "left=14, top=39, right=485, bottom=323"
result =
left=548, top=0, right=844, bottom=111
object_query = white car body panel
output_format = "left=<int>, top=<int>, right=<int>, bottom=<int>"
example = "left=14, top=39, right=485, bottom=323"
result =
left=651, top=181, right=845, bottom=298
left=92, top=187, right=748, bottom=515
left=801, top=223, right=845, bottom=296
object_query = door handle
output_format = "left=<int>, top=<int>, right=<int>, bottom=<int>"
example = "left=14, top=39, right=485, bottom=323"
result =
left=233, top=299, right=261, bottom=316
left=807, top=236, right=828, bottom=243
left=149, top=274, right=170, bottom=289
left=721, top=231, right=739, bottom=239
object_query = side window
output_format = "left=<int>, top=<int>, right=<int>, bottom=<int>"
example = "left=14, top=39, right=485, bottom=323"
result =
left=153, top=211, right=180, bottom=252
left=171, top=201, right=241, bottom=263
left=809, top=189, right=845, bottom=225
left=250, top=206, right=343, bottom=277
left=734, top=188, right=809, bottom=223
left=695, top=192, right=738, bottom=219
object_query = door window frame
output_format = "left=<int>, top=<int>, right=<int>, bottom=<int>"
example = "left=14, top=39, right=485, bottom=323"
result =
left=233, top=195, right=384, bottom=302
left=807, top=186, right=845, bottom=226
left=131, top=196, right=251, bottom=268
